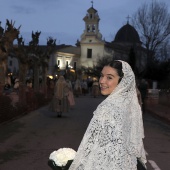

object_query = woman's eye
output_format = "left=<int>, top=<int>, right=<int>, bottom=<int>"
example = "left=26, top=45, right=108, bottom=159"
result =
left=107, top=77, right=112, bottom=80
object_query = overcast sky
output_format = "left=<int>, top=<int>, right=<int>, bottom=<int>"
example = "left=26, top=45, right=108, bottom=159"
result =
left=1, top=0, right=170, bottom=46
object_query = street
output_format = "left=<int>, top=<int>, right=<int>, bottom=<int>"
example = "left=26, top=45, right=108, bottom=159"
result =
left=0, top=95, right=170, bottom=170
left=143, top=113, right=170, bottom=170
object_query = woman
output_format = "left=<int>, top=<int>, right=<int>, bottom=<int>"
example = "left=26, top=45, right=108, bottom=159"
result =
left=66, top=79, right=75, bottom=108
left=92, top=80, right=100, bottom=98
left=13, top=78, right=19, bottom=94
left=74, top=79, right=82, bottom=97
left=81, top=80, right=88, bottom=96
left=69, top=60, right=147, bottom=169
left=49, top=76, right=69, bottom=117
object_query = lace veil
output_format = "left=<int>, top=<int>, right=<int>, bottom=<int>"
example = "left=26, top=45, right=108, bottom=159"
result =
left=69, top=60, right=146, bottom=170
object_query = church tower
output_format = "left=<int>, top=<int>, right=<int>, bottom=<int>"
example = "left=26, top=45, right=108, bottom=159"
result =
left=80, top=1, right=105, bottom=68
left=81, top=1, right=102, bottom=41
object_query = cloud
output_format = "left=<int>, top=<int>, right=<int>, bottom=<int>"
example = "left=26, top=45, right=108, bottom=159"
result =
left=12, top=5, right=36, bottom=14
left=3, top=0, right=170, bottom=47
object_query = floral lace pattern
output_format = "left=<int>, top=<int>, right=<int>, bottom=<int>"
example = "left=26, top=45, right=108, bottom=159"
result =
left=69, top=61, right=146, bottom=170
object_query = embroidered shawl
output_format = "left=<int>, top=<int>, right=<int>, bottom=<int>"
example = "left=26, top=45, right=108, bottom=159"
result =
left=69, top=61, right=147, bottom=170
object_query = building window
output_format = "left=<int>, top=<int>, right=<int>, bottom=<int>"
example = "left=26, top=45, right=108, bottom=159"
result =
left=74, top=62, right=77, bottom=70
left=87, top=49, right=92, bottom=58
left=66, top=61, right=69, bottom=69
left=57, top=60, right=60, bottom=66
left=87, top=25, right=90, bottom=32
left=9, top=60, right=12, bottom=66
left=90, top=14, right=93, bottom=19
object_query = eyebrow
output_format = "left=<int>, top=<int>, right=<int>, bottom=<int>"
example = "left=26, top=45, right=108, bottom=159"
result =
left=107, top=74, right=114, bottom=77
left=101, top=73, right=115, bottom=77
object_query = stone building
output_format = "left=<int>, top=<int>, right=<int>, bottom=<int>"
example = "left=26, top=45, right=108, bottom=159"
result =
left=49, top=3, right=147, bottom=79
left=7, top=3, right=147, bottom=81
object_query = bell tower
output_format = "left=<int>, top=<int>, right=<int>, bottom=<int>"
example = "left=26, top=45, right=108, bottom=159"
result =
left=80, top=1, right=102, bottom=42
left=80, top=1, right=106, bottom=69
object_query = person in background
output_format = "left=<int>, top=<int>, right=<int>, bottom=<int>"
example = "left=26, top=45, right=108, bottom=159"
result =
left=26, top=79, right=33, bottom=89
left=66, top=79, right=75, bottom=109
left=3, top=83, right=11, bottom=95
left=87, top=79, right=93, bottom=94
left=69, top=60, right=146, bottom=170
left=81, top=79, right=88, bottom=96
left=91, top=80, right=100, bottom=98
left=13, top=78, right=19, bottom=94
left=74, top=79, right=82, bottom=97
left=50, top=76, right=69, bottom=117
left=138, top=79, right=148, bottom=113
left=48, top=79, right=55, bottom=99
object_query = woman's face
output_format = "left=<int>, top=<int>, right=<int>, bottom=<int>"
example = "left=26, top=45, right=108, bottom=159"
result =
left=99, top=66, right=120, bottom=95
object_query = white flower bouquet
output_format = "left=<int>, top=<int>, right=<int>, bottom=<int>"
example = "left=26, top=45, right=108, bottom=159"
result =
left=48, top=148, right=76, bottom=170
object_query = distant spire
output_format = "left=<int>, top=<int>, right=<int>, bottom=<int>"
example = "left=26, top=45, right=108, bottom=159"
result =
left=91, top=0, right=93, bottom=7
left=126, top=15, right=131, bottom=24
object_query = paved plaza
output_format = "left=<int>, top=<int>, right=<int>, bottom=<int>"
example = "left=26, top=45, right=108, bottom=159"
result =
left=0, top=95, right=104, bottom=170
left=0, top=94, right=169, bottom=170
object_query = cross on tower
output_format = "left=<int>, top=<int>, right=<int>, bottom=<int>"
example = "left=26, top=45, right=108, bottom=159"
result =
left=126, top=15, right=131, bottom=23
left=91, top=1, right=93, bottom=7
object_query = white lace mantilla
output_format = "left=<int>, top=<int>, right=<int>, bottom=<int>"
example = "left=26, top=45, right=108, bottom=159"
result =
left=69, top=61, right=147, bottom=170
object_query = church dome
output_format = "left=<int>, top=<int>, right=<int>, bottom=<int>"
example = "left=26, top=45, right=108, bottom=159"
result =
left=114, top=23, right=141, bottom=43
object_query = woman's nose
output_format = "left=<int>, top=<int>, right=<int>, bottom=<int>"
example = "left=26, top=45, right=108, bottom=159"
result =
left=99, top=77, right=104, bottom=83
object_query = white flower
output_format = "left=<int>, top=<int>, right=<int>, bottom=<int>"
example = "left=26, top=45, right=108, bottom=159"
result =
left=49, top=148, right=76, bottom=167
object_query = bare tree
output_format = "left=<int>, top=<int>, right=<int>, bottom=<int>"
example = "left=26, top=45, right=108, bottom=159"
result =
left=155, top=39, right=170, bottom=61
left=132, top=1, right=170, bottom=61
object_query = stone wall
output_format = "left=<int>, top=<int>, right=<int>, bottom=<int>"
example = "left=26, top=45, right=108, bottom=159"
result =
left=146, top=89, right=170, bottom=107
left=147, top=89, right=159, bottom=104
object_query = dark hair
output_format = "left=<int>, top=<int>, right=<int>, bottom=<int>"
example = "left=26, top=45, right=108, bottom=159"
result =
left=106, top=60, right=124, bottom=83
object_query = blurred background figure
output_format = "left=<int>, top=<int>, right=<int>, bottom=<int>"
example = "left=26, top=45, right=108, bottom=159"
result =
left=138, top=79, right=148, bottom=113
left=66, top=79, right=75, bottom=109
left=26, top=78, right=33, bottom=89
left=81, top=79, right=88, bottom=96
left=13, top=78, right=19, bottom=94
left=49, top=76, right=69, bottom=117
left=3, top=83, right=11, bottom=95
left=92, top=80, right=100, bottom=98
left=74, top=79, right=82, bottom=97
left=48, top=79, right=55, bottom=99
left=87, top=79, right=93, bottom=94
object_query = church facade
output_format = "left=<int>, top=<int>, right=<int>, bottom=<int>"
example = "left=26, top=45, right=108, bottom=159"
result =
left=48, top=4, right=147, bottom=79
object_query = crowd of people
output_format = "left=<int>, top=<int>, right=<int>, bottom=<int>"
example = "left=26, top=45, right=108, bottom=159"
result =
left=48, top=76, right=102, bottom=117
left=2, top=76, right=20, bottom=95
